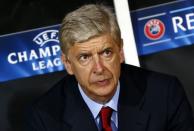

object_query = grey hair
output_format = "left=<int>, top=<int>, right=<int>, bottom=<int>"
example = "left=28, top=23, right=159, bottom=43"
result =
left=59, top=4, right=122, bottom=54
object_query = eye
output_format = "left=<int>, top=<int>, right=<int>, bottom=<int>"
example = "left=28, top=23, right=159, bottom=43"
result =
left=79, top=54, right=89, bottom=60
left=78, top=53, right=91, bottom=65
left=102, top=48, right=112, bottom=57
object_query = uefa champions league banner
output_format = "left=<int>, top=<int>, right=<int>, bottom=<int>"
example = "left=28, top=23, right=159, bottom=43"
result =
left=131, top=0, right=194, bottom=55
left=0, top=24, right=64, bottom=82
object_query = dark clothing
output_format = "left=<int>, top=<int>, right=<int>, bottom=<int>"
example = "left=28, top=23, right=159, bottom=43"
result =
left=24, top=64, right=194, bottom=131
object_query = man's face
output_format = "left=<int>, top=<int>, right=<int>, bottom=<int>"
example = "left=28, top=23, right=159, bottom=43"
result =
left=62, top=34, right=124, bottom=103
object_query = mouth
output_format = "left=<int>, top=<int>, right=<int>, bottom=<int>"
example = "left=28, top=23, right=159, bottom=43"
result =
left=95, top=79, right=110, bottom=86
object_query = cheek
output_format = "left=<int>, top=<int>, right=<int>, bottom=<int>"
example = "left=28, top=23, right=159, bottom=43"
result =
left=106, top=54, right=121, bottom=68
left=72, top=64, right=92, bottom=84
left=104, top=56, right=121, bottom=78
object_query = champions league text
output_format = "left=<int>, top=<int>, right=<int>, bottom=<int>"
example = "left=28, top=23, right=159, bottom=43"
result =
left=7, top=29, right=63, bottom=71
left=7, top=45, right=62, bottom=71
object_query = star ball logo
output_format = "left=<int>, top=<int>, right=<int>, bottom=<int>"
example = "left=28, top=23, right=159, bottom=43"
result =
left=144, top=19, right=165, bottom=40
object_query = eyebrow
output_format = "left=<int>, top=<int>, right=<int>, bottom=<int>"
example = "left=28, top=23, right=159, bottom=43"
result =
left=75, top=45, right=113, bottom=57
left=76, top=52, right=92, bottom=59
left=98, top=47, right=113, bottom=54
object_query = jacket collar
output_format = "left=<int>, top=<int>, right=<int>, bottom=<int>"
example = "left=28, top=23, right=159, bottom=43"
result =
left=62, top=75, right=99, bottom=131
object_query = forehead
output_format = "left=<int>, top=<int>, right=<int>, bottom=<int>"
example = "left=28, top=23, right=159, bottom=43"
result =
left=69, top=34, right=116, bottom=53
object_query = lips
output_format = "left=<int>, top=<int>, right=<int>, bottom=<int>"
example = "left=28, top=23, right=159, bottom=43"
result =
left=94, top=79, right=110, bottom=86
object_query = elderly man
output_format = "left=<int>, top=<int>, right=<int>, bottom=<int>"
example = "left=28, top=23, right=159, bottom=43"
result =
left=24, top=4, right=194, bottom=131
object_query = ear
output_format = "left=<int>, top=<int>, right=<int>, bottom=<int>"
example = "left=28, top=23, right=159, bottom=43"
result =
left=61, top=53, right=74, bottom=75
left=119, top=39, right=125, bottom=63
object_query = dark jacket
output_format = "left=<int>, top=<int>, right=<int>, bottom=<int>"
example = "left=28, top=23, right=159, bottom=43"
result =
left=24, top=64, right=194, bottom=131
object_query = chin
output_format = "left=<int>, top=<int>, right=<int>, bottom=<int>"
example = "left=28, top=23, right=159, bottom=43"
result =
left=97, top=88, right=115, bottom=97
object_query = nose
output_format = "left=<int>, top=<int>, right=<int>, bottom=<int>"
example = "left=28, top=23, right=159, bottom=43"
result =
left=93, top=55, right=104, bottom=74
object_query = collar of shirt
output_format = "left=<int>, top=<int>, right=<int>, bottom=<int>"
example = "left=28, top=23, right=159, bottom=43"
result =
left=78, top=82, right=120, bottom=128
